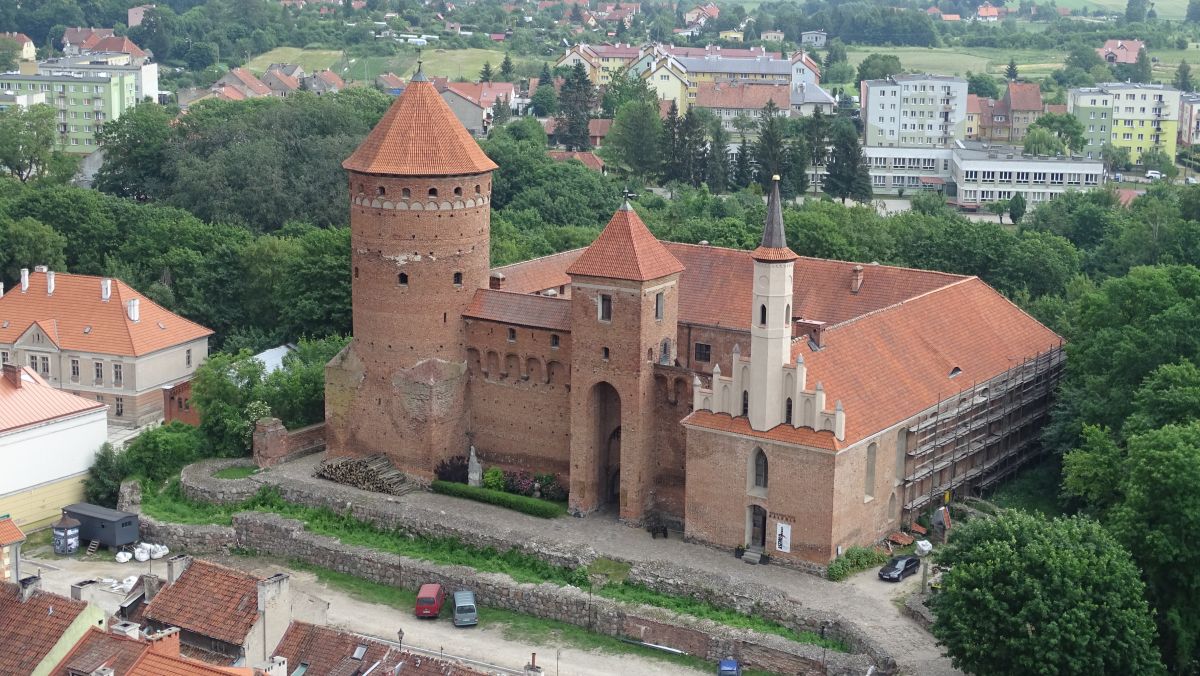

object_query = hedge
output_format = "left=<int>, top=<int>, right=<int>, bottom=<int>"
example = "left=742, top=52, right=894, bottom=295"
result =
left=826, top=546, right=890, bottom=581
left=431, top=481, right=565, bottom=518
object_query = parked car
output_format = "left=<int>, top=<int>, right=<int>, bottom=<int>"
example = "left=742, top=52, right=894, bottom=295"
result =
left=1146, top=170, right=1163, bottom=180
left=1187, top=176, right=1198, bottom=185
left=415, top=583, right=447, bottom=618
left=452, top=590, right=478, bottom=627
left=717, top=658, right=742, bottom=675
left=878, top=555, right=920, bottom=582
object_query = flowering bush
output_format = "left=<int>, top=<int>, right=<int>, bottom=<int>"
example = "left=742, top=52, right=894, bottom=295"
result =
left=483, top=467, right=506, bottom=492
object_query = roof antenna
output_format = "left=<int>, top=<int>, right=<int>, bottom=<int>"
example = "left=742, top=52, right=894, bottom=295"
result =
left=412, top=48, right=427, bottom=82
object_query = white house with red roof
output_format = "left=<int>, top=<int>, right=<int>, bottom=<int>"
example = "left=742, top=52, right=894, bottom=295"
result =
left=0, top=267, right=212, bottom=428
left=0, top=364, right=107, bottom=529
left=0, top=32, right=35, bottom=61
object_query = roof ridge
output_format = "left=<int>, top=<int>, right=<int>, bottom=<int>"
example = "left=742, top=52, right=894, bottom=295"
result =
left=476, top=288, right=572, bottom=302
left=826, top=276, right=977, bottom=332
left=492, top=247, right=588, bottom=272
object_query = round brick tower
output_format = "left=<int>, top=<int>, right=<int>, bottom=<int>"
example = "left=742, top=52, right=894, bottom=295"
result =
left=341, top=69, right=498, bottom=368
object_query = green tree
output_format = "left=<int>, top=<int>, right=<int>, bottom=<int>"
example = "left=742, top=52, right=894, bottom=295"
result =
left=855, top=53, right=903, bottom=84
left=1141, top=147, right=1177, bottom=178
left=1127, top=0, right=1148, bottom=22
left=95, top=102, right=173, bottom=200
left=531, top=83, right=558, bottom=117
left=1, top=216, right=67, bottom=282
left=967, top=71, right=1000, bottom=99
left=0, top=104, right=70, bottom=183
left=491, top=95, right=512, bottom=127
left=1175, top=60, right=1193, bottom=92
left=0, top=37, right=19, bottom=71
left=257, top=335, right=350, bottom=428
left=1132, top=47, right=1153, bottom=83
left=824, top=38, right=847, bottom=67
left=1029, top=113, right=1086, bottom=153
left=191, top=350, right=269, bottom=457
left=1189, top=0, right=1200, bottom=21
left=601, top=70, right=656, bottom=117
left=823, top=120, right=872, bottom=203
left=1102, top=142, right=1132, bottom=172
left=555, top=61, right=594, bottom=151
left=705, top=120, right=731, bottom=193
left=186, top=42, right=219, bottom=71
left=602, top=99, right=663, bottom=179
left=1023, top=127, right=1065, bottom=156
left=499, top=52, right=515, bottom=82
left=83, top=443, right=125, bottom=507
left=931, top=511, right=1165, bottom=676
left=753, top=100, right=788, bottom=187
left=985, top=199, right=1008, bottom=223
left=1006, top=58, right=1019, bottom=80
left=733, top=134, right=753, bottom=189
left=480, top=60, right=494, bottom=82
left=1008, top=192, right=1026, bottom=224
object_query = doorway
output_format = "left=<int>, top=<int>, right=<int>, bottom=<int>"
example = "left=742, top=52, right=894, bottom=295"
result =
left=589, top=382, right=622, bottom=507
left=749, top=505, right=767, bottom=550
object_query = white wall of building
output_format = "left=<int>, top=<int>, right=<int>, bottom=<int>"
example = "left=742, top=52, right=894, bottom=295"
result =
left=0, top=408, right=107, bottom=497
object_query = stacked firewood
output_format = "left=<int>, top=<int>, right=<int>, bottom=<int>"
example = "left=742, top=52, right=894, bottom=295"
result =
left=314, top=455, right=409, bottom=495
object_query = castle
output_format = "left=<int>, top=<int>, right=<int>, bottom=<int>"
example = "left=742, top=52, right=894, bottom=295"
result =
left=325, top=70, right=1064, bottom=565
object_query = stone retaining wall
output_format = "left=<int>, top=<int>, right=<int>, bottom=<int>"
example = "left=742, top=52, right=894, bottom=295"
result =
left=139, top=513, right=238, bottom=555
left=253, top=419, right=326, bottom=468
left=903, top=592, right=936, bottom=631
left=180, top=458, right=261, bottom=505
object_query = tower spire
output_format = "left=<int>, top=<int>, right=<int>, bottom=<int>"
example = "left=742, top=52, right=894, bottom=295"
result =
left=752, top=175, right=798, bottom=261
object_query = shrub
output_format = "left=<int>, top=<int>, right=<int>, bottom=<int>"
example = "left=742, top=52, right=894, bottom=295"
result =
left=504, top=470, right=536, bottom=496
left=435, top=455, right=469, bottom=483
left=536, top=472, right=568, bottom=502
left=84, top=443, right=125, bottom=507
left=483, top=467, right=506, bottom=491
left=826, top=546, right=889, bottom=581
left=431, top=481, right=565, bottom=518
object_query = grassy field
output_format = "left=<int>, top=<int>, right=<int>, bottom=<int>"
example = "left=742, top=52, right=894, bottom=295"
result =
left=246, top=47, right=342, bottom=75
left=845, top=46, right=1066, bottom=81
left=343, top=48, right=537, bottom=83
left=1053, top=0, right=1188, bottom=18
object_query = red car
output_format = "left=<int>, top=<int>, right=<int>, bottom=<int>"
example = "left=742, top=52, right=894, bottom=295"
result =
left=415, top=583, right=447, bottom=618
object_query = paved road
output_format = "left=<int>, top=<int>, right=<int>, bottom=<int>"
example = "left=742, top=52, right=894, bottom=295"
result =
left=23, top=551, right=708, bottom=676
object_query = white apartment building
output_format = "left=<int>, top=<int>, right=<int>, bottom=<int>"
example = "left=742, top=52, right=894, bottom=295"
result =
left=861, top=74, right=969, bottom=148
left=1180, top=93, right=1200, bottom=147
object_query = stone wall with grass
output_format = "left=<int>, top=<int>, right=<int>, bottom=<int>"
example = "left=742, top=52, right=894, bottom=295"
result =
left=180, top=458, right=261, bottom=505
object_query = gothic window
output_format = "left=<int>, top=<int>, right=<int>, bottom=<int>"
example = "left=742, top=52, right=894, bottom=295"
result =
left=655, top=292, right=664, bottom=320
left=550, top=334, right=560, bottom=348
left=785, top=398, right=793, bottom=424
left=453, top=271, right=463, bottom=286
left=865, top=442, right=878, bottom=499
left=599, top=294, right=612, bottom=321
left=454, top=186, right=463, bottom=196
left=784, top=304, right=791, bottom=324
left=399, top=272, right=409, bottom=286
left=754, top=449, right=768, bottom=488
left=402, top=188, right=411, bottom=199
left=741, top=390, right=749, bottom=416
left=759, top=304, right=767, bottom=326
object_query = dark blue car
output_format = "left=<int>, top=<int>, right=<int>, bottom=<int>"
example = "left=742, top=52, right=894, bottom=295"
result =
left=718, top=658, right=742, bottom=675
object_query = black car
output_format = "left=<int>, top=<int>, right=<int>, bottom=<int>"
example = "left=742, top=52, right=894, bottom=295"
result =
left=878, top=555, right=920, bottom=582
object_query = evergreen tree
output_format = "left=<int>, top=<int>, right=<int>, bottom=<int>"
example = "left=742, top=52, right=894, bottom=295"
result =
left=1189, top=0, right=1200, bottom=22
left=571, top=3, right=584, bottom=22
left=678, top=108, right=707, bottom=186
left=1133, top=48, right=1152, bottom=83
left=491, top=95, right=511, bottom=127
left=531, top=84, right=558, bottom=116
left=705, top=120, right=731, bottom=193
left=539, top=61, right=552, bottom=83
left=1176, top=60, right=1193, bottom=92
left=824, top=39, right=847, bottom=67
left=555, top=61, right=595, bottom=151
left=661, top=100, right=682, bottom=182
left=1008, top=192, right=1027, bottom=224
left=1126, top=0, right=1147, bottom=22
left=603, top=99, right=662, bottom=179
left=1006, top=58, right=1019, bottom=80
left=823, top=119, right=872, bottom=203
left=500, top=53, right=515, bottom=82
left=480, top=61, right=494, bottom=82
left=784, top=137, right=811, bottom=198
left=733, top=134, right=753, bottom=189
left=753, top=100, right=787, bottom=186
left=800, top=108, right=830, bottom=167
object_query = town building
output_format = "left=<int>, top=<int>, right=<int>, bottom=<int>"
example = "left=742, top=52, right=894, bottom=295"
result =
left=0, top=64, right=139, bottom=152
left=438, top=80, right=516, bottom=136
left=37, top=52, right=160, bottom=104
left=0, top=89, right=46, bottom=111
left=1068, top=82, right=1180, bottom=164
left=548, top=150, right=606, bottom=172
left=800, top=30, right=827, bottom=48
left=694, top=81, right=834, bottom=133
left=0, top=365, right=107, bottom=529
left=966, top=82, right=1044, bottom=144
left=303, top=69, right=345, bottom=95
left=0, top=268, right=212, bottom=427
left=260, top=68, right=300, bottom=97
left=861, top=74, right=969, bottom=148
left=53, top=625, right=255, bottom=676
left=325, top=76, right=1064, bottom=566
left=976, top=2, right=1000, bottom=20
left=128, top=4, right=156, bottom=28
left=214, top=68, right=272, bottom=99
left=761, top=29, right=786, bottom=42
left=1179, top=93, right=1200, bottom=146
left=556, top=43, right=641, bottom=85
left=0, top=577, right=106, bottom=676
left=1097, top=39, right=1144, bottom=65
left=0, top=32, right=36, bottom=61
left=684, top=2, right=720, bottom=25
left=0, top=517, right=24, bottom=583
left=543, top=117, right=612, bottom=147
left=61, top=28, right=114, bottom=55
left=719, top=30, right=745, bottom=42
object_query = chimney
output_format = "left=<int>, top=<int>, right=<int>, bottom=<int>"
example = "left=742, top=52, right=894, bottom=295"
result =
left=20, top=268, right=29, bottom=292
left=91, top=667, right=115, bottom=676
left=142, top=573, right=161, bottom=602
left=256, top=574, right=292, bottom=665
left=71, top=579, right=98, bottom=602
left=18, top=575, right=41, bottom=602
left=2, top=363, right=21, bottom=388
left=851, top=264, right=864, bottom=294
left=146, top=627, right=181, bottom=655
left=166, top=554, right=192, bottom=584
left=101, top=278, right=112, bottom=301
left=795, top=318, right=826, bottom=348
left=109, top=620, right=142, bottom=639
left=1, top=282, right=5, bottom=296
left=489, top=271, right=506, bottom=290
left=126, top=298, right=140, bottom=322
left=47, top=271, right=55, bottom=295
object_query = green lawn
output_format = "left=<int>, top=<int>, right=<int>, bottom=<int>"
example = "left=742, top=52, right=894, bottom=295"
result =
left=987, top=456, right=1068, bottom=517
left=246, top=47, right=343, bottom=75
left=1052, top=0, right=1188, bottom=18
left=214, top=466, right=258, bottom=480
left=342, top=48, right=537, bottom=83
left=845, top=46, right=1065, bottom=80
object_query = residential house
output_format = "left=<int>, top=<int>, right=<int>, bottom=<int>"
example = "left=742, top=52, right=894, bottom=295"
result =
left=719, top=30, right=745, bottom=42
left=376, top=72, right=406, bottom=95
left=261, top=68, right=300, bottom=97
left=272, top=621, right=486, bottom=675
left=438, top=80, right=516, bottom=136
left=976, top=2, right=999, bottom=20
left=556, top=43, right=641, bottom=85
left=860, top=74, right=969, bottom=147
left=303, top=69, right=345, bottom=95
left=0, top=365, right=106, bottom=529
left=61, top=28, right=114, bottom=55
left=1006, top=81, right=1045, bottom=142
left=548, top=150, right=606, bottom=172
left=0, top=89, right=46, bottom=112
left=543, top=117, right=612, bottom=147
left=940, top=13, right=962, bottom=21
left=760, top=29, right=786, bottom=42
left=52, top=626, right=254, bottom=676
left=444, top=20, right=463, bottom=34
left=684, top=2, right=720, bottom=25
left=1097, top=39, right=1144, bottom=65
left=0, top=267, right=213, bottom=427
left=1, top=64, right=139, bottom=152
left=142, top=558, right=298, bottom=666
left=966, top=93, right=981, bottom=139
left=0, top=32, right=35, bottom=61
left=215, top=68, right=271, bottom=98
left=0, top=517, right=24, bottom=583
left=642, top=54, right=692, bottom=111
left=695, top=81, right=791, bottom=133
left=128, top=4, right=156, bottom=28
left=1068, top=82, right=1180, bottom=163
left=83, top=36, right=148, bottom=60
left=0, top=577, right=106, bottom=676
left=800, top=30, right=827, bottom=48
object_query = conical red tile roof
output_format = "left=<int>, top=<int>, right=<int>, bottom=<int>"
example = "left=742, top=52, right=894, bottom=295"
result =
left=342, top=79, right=498, bottom=176
left=566, top=202, right=684, bottom=281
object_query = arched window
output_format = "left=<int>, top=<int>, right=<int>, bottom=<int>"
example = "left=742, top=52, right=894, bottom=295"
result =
left=865, top=442, right=877, bottom=499
left=896, top=427, right=909, bottom=484
left=754, top=449, right=768, bottom=488
left=402, top=187, right=411, bottom=199
left=475, top=184, right=481, bottom=194
left=785, top=398, right=793, bottom=424
left=376, top=186, right=386, bottom=196
left=888, top=493, right=897, bottom=519
left=454, top=186, right=463, bottom=196
left=784, top=304, right=791, bottom=324
left=357, top=183, right=365, bottom=194
left=398, top=272, right=409, bottom=286
left=759, top=304, right=767, bottom=326
left=453, top=271, right=463, bottom=285
left=428, top=187, right=438, bottom=198
left=741, top=391, right=749, bottom=416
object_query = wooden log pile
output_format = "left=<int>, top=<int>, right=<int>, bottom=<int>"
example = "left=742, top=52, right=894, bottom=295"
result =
left=314, top=455, right=410, bottom=495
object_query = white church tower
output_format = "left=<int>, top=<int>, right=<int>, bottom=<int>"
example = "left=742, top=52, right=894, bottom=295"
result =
left=748, top=177, right=797, bottom=431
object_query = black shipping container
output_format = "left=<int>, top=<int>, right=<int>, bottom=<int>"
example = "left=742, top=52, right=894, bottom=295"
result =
left=63, top=503, right=139, bottom=548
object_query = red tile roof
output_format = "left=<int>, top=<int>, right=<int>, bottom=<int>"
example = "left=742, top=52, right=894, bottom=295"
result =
left=262, top=69, right=300, bottom=92
left=224, top=68, right=271, bottom=96
left=63, top=27, right=113, bottom=47
left=0, top=517, right=24, bottom=546
left=966, top=93, right=982, bottom=115
left=0, top=367, right=106, bottom=434
left=1045, top=103, right=1067, bottom=115
left=87, top=36, right=147, bottom=58
left=1098, top=39, right=1144, bottom=65
left=695, top=81, right=790, bottom=111
left=0, top=32, right=32, bottom=45
left=53, top=628, right=150, bottom=676
left=275, top=622, right=486, bottom=675
left=443, top=81, right=515, bottom=109
left=1116, top=188, right=1144, bottom=207
left=127, top=652, right=251, bottom=675
left=213, top=85, right=247, bottom=101
left=977, top=2, right=999, bottom=16
left=542, top=118, right=613, bottom=139
left=0, top=582, right=93, bottom=675
left=315, top=69, right=346, bottom=89
left=343, top=79, right=498, bottom=176
left=566, top=204, right=684, bottom=281
left=548, top=150, right=605, bottom=170
left=143, top=560, right=260, bottom=646
left=1005, top=81, right=1043, bottom=111
left=0, top=270, right=212, bottom=357
left=464, top=289, right=571, bottom=330
left=683, top=410, right=840, bottom=449
left=494, top=249, right=583, bottom=294
left=377, top=72, right=406, bottom=89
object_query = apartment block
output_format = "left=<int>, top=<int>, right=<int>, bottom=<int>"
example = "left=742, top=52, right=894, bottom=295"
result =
left=861, top=74, right=968, bottom=148
left=1069, top=83, right=1180, bottom=164
left=1179, top=93, right=1200, bottom=147
left=38, top=52, right=159, bottom=103
left=0, top=63, right=139, bottom=153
